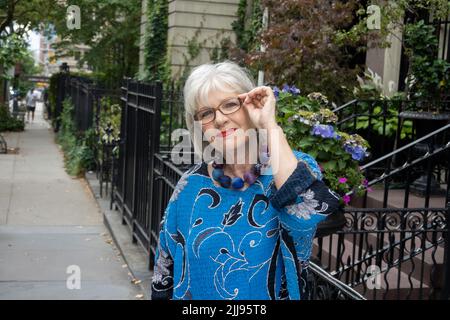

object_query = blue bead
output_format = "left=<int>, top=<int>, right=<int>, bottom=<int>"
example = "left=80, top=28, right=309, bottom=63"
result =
left=212, top=168, right=224, bottom=181
left=218, top=175, right=231, bottom=188
left=231, top=177, right=244, bottom=189
left=243, top=172, right=257, bottom=184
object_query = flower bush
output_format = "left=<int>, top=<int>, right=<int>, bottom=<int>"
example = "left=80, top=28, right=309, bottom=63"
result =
left=274, top=85, right=370, bottom=204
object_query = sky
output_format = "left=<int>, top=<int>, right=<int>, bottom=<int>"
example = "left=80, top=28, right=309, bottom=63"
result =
left=27, top=31, right=41, bottom=63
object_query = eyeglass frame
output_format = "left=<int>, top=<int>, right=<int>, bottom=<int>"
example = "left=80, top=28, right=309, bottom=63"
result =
left=193, top=96, right=243, bottom=125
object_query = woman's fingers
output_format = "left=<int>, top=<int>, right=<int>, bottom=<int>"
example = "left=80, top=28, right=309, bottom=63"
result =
left=248, top=86, right=273, bottom=99
left=237, top=93, right=247, bottom=102
left=241, top=86, right=274, bottom=110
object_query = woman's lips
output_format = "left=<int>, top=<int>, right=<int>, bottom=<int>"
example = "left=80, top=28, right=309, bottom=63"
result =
left=217, top=128, right=237, bottom=138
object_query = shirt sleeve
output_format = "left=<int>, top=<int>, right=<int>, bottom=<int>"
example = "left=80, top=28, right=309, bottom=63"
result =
left=269, top=151, right=341, bottom=299
left=151, top=196, right=178, bottom=300
left=269, top=150, right=340, bottom=224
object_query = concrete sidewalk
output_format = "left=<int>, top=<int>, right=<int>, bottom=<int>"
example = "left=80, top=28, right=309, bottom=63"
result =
left=0, top=103, right=143, bottom=299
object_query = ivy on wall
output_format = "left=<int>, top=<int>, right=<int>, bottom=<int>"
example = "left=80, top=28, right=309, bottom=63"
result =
left=141, top=0, right=170, bottom=84
left=232, top=0, right=263, bottom=53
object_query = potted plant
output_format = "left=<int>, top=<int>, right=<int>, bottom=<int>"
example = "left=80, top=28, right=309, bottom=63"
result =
left=274, top=85, right=371, bottom=236
left=404, top=20, right=450, bottom=113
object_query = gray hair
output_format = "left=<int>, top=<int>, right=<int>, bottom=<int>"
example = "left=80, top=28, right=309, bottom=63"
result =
left=183, top=61, right=255, bottom=158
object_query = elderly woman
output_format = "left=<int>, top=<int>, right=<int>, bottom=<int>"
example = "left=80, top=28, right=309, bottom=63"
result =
left=151, top=61, right=340, bottom=300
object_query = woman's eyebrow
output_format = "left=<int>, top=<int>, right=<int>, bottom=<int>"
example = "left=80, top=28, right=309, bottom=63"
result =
left=197, top=96, right=238, bottom=111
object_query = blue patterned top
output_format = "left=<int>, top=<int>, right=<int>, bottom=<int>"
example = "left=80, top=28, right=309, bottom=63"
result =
left=151, top=150, right=340, bottom=300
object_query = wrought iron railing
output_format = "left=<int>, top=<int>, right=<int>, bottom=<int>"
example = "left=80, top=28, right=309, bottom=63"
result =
left=313, top=206, right=450, bottom=300
left=354, top=124, right=450, bottom=209
left=315, top=121, right=450, bottom=300
left=113, top=79, right=162, bottom=254
left=307, top=261, right=366, bottom=300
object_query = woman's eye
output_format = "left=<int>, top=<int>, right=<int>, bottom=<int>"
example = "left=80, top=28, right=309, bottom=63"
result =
left=199, top=110, right=213, bottom=119
left=223, top=101, right=239, bottom=109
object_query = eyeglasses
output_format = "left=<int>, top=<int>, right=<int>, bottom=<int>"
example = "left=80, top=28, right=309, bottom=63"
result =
left=194, top=97, right=243, bottom=125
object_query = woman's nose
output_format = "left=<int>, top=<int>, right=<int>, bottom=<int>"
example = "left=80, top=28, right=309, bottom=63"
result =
left=213, top=109, right=228, bottom=126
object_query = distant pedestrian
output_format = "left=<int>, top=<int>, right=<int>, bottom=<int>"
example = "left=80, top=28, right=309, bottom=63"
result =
left=25, top=88, right=38, bottom=122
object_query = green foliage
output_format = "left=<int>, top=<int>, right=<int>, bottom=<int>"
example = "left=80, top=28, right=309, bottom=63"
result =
left=275, top=88, right=370, bottom=201
left=404, top=20, right=450, bottom=104
left=0, top=105, right=24, bottom=132
left=48, top=73, right=60, bottom=125
left=94, top=96, right=121, bottom=157
left=353, top=103, right=413, bottom=140
left=350, top=72, right=413, bottom=140
left=0, top=34, right=28, bottom=79
left=13, top=50, right=43, bottom=97
left=41, top=0, right=141, bottom=89
left=231, top=0, right=263, bottom=53
left=57, top=99, right=95, bottom=176
left=141, top=0, right=170, bottom=84
left=210, top=37, right=232, bottom=64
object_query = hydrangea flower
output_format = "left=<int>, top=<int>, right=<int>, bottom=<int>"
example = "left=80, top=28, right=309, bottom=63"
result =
left=307, top=92, right=329, bottom=105
left=311, top=124, right=338, bottom=139
left=344, top=144, right=367, bottom=161
left=280, top=84, right=301, bottom=96
left=273, top=86, right=280, bottom=98
left=289, top=85, right=301, bottom=95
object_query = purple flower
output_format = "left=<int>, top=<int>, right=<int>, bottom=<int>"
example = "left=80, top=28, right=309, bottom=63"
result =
left=362, top=179, right=369, bottom=187
left=289, top=85, right=301, bottom=95
left=344, top=144, right=367, bottom=161
left=342, top=195, right=351, bottom=205
left=338, top=177, right=348, bottom=184
left=311, top=124, right=337, bottom=139
left=273, top=86, right=280, bottom=98
left=282, top=84, right=290, bottom=93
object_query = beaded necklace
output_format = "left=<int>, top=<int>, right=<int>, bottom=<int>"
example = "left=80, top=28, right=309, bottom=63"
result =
left=211, top=145, right=270, bottom=190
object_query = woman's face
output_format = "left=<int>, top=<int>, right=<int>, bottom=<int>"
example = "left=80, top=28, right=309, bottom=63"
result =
left=198, top=89, right=255, bottom=159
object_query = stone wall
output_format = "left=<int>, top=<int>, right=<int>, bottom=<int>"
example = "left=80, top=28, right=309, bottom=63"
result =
left=167, top=0, right=239, bottom=80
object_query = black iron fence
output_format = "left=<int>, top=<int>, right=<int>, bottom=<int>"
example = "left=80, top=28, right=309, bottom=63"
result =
left=52, top=73, right=120, bottom=193
left=321, top=110, right=450, bottom=299
left=65, top=76, right=120, bottom=133
left=113, top=79, right=162, bottom=253
left=313, top=206, right=450, bottom=300
left=332, top=99, right=450, bottom=161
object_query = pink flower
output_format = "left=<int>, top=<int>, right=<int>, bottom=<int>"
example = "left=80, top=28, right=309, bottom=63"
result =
left=362, top=179, right=369, bottom=187
left=367, top=187, right=373, bottom=193
left=338, top=177, right=348, bottom=184
left=342, top=195, right=351, bottom=205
